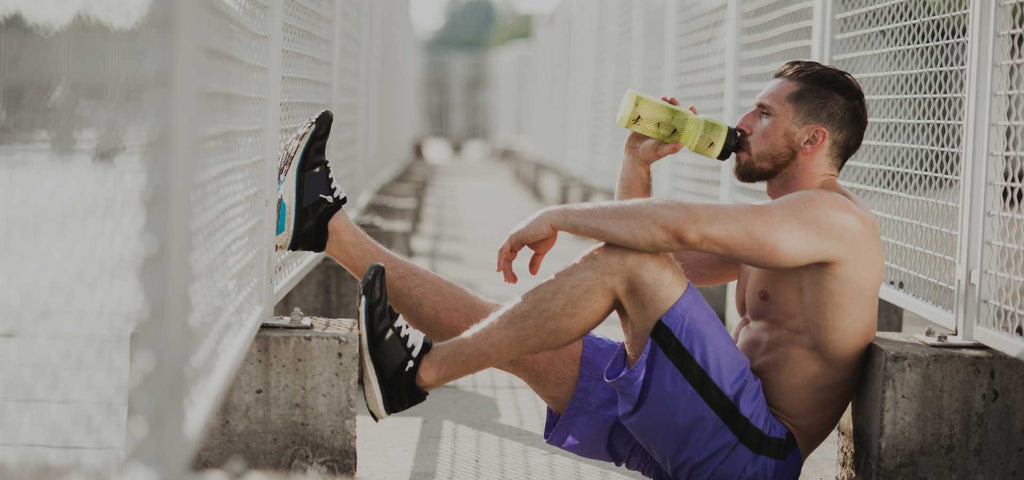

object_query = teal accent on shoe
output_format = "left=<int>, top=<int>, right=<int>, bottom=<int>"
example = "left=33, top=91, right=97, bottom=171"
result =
left=277, top=200, right=287, bottom=235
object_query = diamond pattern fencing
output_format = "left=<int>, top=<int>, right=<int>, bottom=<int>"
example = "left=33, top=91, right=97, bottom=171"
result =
left=637, top=0, right=668, bottom=97
left=660, top=0, right=730, bottom=203
left=581, top=0, right=628, bottom=192
left=733, top=0, right=815, bottom=205
left=181, top=0, right=277, bottom=443
left=978, top=1, right=1024, bottom=355
left=563, top=1, right=602, bottom=182
left=272, top=0, right=336, bottom=298
left=523, top=9, right=571, bottom=169
left=490, top=0, right=1024, bottom=357
left=832, top=0, right=970, bottom=326
left=0, top=0, right=421, bottom=476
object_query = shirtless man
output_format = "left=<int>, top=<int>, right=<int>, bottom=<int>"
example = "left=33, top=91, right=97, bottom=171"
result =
left=273, top=60, right=883, bottom=480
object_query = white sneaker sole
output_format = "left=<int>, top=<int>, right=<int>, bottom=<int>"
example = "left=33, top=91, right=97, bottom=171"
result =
left=359, top=294, right=389, bottom=421
left=275, top=121, right=317, bottom=252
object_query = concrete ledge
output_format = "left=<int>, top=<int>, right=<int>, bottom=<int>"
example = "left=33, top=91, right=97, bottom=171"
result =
left=839, top=332, right=1024, bottom=480
left=194, top=318, right=359, bottom=476
left=275, top=259, right=359, bottom=319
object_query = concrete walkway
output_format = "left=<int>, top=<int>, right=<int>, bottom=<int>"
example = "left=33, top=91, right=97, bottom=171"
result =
left=355, top=156, right=837, bottom=480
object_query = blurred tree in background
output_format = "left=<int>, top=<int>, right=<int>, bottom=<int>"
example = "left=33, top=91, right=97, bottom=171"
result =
left=428, top=0, right=495, bottom=49
left=428, top=0, right=530, bottom=50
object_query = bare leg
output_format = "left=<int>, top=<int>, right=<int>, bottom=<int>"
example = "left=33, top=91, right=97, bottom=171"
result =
left=416, top=244, right=689, bottom=391
left=324, top=211, right=583, bottom=412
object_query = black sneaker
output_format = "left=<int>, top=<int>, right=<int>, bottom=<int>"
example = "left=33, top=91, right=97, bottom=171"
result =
left=358, top=263, right=433, bottom=421
left=276, top=110, right=347, bottom=252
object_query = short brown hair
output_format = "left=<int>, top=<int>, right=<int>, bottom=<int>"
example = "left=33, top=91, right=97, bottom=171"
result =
left=774, top=60, right=868, bottom=171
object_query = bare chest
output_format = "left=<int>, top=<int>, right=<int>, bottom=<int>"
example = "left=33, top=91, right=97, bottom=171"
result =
left=735, top=266, right=807, bottom=322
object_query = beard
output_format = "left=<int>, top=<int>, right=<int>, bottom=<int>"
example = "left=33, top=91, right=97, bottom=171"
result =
left=734, top=140, right=798, bottom=183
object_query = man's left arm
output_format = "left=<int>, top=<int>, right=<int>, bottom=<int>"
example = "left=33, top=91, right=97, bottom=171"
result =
left=550, top=192, right=870, bottom=269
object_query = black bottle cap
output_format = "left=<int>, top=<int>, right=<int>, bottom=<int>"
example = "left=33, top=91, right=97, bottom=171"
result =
left=717, top=127, right=741, bottom=160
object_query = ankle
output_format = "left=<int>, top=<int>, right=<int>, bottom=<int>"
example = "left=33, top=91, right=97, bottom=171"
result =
left=324, top=211, right=355, bottom=258
left=414, top=352, right=437, bottom=392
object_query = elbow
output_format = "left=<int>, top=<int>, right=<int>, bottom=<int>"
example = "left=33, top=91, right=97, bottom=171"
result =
left=669, top=223, right=701, bottom=251
left=669, top=203, right=703, bottom=250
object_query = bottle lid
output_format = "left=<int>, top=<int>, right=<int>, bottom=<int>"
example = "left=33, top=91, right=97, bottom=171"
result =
left=717, top=127, right=741, bottom=160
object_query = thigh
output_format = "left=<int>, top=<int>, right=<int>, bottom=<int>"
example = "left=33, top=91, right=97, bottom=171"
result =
left=604, top=285, right=801, bottom=480
left=586, top=245, right=690, bottom=358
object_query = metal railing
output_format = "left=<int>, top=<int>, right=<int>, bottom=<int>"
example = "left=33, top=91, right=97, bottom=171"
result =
left=487, top=0, right=1024, bottom=359
left=0, top=0, right=421, bottom=476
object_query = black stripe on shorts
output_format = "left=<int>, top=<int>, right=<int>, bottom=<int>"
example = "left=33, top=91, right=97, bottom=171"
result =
left=650, top=320, right=798, bottom=460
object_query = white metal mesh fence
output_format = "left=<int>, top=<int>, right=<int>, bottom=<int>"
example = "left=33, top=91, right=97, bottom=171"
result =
left=733, top=0, right=814, bottom=205
left=488, top=0, right=1024, bottom=358
left=833, top=0, right=969, bottom=325
left=661, top=0, right=730, bottom=203
left=183, top=0, right=276, bottom=443
left=977, top=0, right=1024, bottom=355
left=272, top=0, right=337, bottom=297
left=0, top=0, right=421, bottom=476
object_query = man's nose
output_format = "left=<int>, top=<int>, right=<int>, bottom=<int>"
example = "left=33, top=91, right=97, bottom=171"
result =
left=736, top=124, right=751, bottom=137
left=735, top=113, right=753, bottom=136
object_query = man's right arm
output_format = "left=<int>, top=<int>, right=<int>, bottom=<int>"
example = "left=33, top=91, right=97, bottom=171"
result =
left=616, top=98, right=739, bottom=284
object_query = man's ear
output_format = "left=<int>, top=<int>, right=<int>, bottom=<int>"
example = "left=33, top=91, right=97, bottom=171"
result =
left=797, top=125, right=828, bottom=153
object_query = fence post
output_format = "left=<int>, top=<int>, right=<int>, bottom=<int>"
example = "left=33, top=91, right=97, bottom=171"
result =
left=722, top=0, right=742, bottom=331
left=811, top=0, right=832, bottom=64
left=955, top=0, right=997, bottom=342
left=656, top=0, right=678, bottom=197
left=128, top=0, right=196, bottom=474
left=264, top=0, right=283, bottom=321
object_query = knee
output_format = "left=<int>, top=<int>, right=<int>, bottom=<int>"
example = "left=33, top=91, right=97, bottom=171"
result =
left=579, top=244, right=676, bottom=274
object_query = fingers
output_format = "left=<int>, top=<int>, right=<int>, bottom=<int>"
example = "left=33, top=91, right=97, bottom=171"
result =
left=528, top=251, right=545, bottom=275
left=497, top=239, right=520, bottom=284
left=688, top=105, right=698, bottom=115
left=657, top=141, right=683, bottom=158
left=661, top=96, right=681, bottom=106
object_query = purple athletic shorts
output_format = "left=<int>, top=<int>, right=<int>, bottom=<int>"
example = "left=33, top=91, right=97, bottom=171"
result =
left=543, top=283, right=802, bottom=480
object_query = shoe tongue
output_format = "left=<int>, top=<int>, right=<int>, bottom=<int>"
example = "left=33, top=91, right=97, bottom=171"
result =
left=302, top=168, right=331, bottom=207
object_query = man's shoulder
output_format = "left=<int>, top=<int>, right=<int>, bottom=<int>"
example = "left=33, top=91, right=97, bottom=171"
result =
left=771, top=188, right=877, bottom=228
left=772, top=188, right=882, bottom=266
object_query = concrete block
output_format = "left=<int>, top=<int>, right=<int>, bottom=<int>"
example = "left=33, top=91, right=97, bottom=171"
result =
left=876, top=299, right=903, bottom=332
left=274, top=259, right=359, bottom=319
left=194, top=318, right=359, bottom=476
left=839, top=332, right=1024, bottom=480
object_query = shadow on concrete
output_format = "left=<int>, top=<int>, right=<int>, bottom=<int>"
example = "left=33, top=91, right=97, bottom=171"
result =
left=360, top=385, right=642, bottom=480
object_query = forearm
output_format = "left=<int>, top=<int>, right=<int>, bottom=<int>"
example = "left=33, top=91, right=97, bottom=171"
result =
left=551, top=199, right=697, bottom=252
left=615, top=156, right=652, bottom=200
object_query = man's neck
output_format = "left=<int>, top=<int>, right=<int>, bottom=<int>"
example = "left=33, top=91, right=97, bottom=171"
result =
left=765, top=157, right=840, bottom=200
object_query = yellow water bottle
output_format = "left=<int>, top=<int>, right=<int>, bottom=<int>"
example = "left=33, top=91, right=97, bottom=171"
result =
left=616, top=89, right=740, bottom=161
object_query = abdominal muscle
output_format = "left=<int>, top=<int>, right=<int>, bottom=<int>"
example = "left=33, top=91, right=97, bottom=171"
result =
left=735, top=319, right=857, bottom=460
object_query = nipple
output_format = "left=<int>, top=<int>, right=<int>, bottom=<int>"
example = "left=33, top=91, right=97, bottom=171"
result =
left=758, top=290, right=770, bottom=302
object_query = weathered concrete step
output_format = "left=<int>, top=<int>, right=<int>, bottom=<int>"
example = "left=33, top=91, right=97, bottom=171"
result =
left=193, top=317, right=359, bottom=476
left=840, top=332, right=1024, bottom=480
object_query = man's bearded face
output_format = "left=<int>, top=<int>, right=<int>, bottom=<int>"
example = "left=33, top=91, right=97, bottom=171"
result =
left=734, top=134, right=798, bottom=183
left=733, top=79, right=801, bottom=183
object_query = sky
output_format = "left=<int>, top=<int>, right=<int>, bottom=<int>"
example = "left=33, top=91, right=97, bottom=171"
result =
left=409, top=0, right=563, bottom=37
